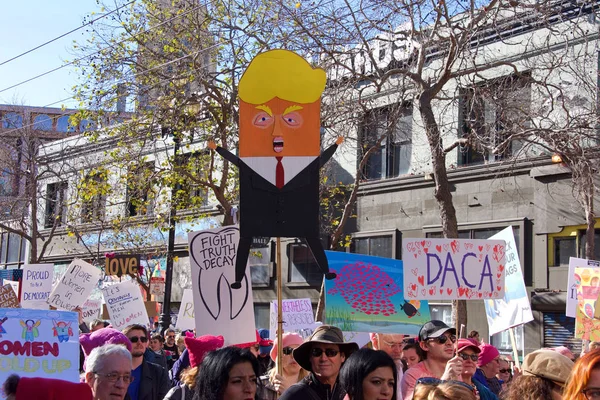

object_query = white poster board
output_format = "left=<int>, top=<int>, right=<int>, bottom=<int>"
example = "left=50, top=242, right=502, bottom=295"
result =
left=484, top=227, right=533, bottom=335
left=21, top=264, right=54, bottom=309
left=188, top=226, right=256, bottom=345
left=566, top=257, right=600, bottom=318
left=101, top=280, right=149, bottom=330
left=270, top=298, right=315, bottom=336
left=175, top=288, right=195, bottom=331
left=48, top=259, right=101, bottom=310
left=403, top=238, right=506, bottom=300
left=82, top=299, right=102, bottom=324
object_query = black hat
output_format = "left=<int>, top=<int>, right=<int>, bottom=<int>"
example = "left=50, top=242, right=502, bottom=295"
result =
left=292, top=325, right=359, bottom=371
left=418, top=320, right=456, bottom=341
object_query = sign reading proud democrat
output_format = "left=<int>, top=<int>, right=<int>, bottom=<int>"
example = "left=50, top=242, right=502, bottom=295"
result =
left=48, top=259, right=101, bottom=310
left=188, top=226, right=256, bottom=345
left=21, top=264, right=54, bottom=309
left=403, top=238, right=506, bottom=300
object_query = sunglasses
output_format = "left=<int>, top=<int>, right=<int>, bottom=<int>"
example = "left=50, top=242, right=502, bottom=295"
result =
left=427, top=335, right=456, bottom=345
left=129, top=336, right=148, bottom=343
left=167, top=335, right=175, bottom=339
left=458, top=353, right=479, bottom=362
left=403, top=338, right=417, bottom=345
left=499, top=368, right=512, bottom=374
left=282, top=347, right=294, bottom=355
left=310, top=348, right=339, bottom=358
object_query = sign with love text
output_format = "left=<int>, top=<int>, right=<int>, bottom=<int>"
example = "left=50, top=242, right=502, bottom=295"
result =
left=175, top=289, right=195, bottom=331
left=188, top=226, right=256, bottom=345
left=0, top=308, right=79, bottom=390
left=48, top=259, right=101, bottom=310
left=101, top=281, right=149, bottom=330
left=403, top=238, right=506, bottom=300
left=21, top=264, right=54, bottom=309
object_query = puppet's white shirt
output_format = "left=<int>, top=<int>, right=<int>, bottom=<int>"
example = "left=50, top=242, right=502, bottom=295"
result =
left=242, top=156, right=317, bottom=187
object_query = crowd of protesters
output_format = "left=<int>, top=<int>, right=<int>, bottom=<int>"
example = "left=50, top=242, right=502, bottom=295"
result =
left=3, top=315, right=600, bottom=400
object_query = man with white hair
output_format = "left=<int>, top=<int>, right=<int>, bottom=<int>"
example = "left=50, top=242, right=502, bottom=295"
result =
left=85, top=344, right=133, bottom=400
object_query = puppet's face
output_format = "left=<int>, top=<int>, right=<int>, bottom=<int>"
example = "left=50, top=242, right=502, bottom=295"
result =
left=239, top=97, right=321, bottom=157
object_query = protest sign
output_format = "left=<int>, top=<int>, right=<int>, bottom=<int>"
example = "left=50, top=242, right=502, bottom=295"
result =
left=82, top=299, right=102, bottom=324
left=0, top=285, right=20, bottom=308
left=175, top=289, right=195, bottom=331
left=402, top=238, right=506, bottom=300
left=101, top=281, right=149, bottom=330
left=2, top=280, right=19, bottom=298
left=566, top=257, right=600, bottom=318
left=188, top=226, right=256, bottom=345
left=574, top=267, right=600, bottom=340
left=269, top=298, right=315, bottom=336
left=325, top=251, right=431, bottom=334
left=0, top=308, right=79, bottom=387
left=484, top=227, right=533, bottom=335
left=150, top=277, right=165, bottom=297
left=21, top=264, right=53, bottom=309
left=48, top=259, right=101, bottom=310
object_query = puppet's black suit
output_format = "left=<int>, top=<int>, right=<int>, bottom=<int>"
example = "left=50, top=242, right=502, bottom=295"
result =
left=216, top=144, right=338, bottom=288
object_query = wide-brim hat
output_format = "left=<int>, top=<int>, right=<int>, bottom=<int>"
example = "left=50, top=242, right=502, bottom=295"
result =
left=292, top=325, right=358, bottom=371
left=522, top=349, right=574, bottom=386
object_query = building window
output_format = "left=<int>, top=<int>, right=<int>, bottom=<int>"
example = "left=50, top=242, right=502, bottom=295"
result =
left=126, top=161, right=155, bottom=217
left=249, top=238, right=272, bottom=287
left=288, top=242, right=323, bottom=285
left=551, top=228, right=600, bottom=267
left=350, top=229, right=399, bottom=259
left=254, top=303, right=270, bottom=330
left=44, top=182, right=67, bottom=228
left=80, top=170, right=108, bottom=223
left=359, top=105, right=412, bottom=180
left=33, top=115, right=53, bottom=131
left=56, top=116, right=76, bottom=133
left=80, top=119, right=97, bottom=132
left=2, top=113, right=23, bottom=129
left=0, top=168, right=16, bottom=197
left=429, top=303, right=452, bottom=325
left=458, top=73, right=531, bottom=166
left=0, top=232, right=26, bottom=269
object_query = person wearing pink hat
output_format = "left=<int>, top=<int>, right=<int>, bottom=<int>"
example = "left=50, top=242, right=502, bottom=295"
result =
left=234, top=330, right=261, bottom=357
left=473, top=343, right=502, bottom=396
left=456, top=339, right=498, bottom=400
left=3, top=374, right=94, bottom=400
left=257, top=332, right=307, bottom=399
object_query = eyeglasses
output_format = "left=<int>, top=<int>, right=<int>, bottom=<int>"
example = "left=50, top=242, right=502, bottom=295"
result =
left=94, top=372, right=134, bottom=384
left=128, top=336, right=148, bottom=343
left=427, top=335, right=456, bottom=345
left=416, top=377, right=474, bottom=392
left=583, top=388, right=600, bottom=400
left=282, top=347, right=294, bottom=355
left=381, top=340, right=404, bottom=350
left=458, top=353, right=479, bottom=362
left=403, top=338, right=417, bottom=345
left=499, top=368, right=512, bottom=374
left=310, top=348, right=339, bottom=358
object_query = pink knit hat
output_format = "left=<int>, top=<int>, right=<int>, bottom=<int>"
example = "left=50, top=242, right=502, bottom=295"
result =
left=270, top=332, right=304, bottom=362
left=16, top=377, right=93, bottom=399
left=478, top=344, right=500, bottom=367
left=184, top=335, right=225, bottom=368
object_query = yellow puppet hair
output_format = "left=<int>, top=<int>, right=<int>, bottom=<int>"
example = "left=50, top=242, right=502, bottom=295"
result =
left=238, top=49, right=326, bottom=105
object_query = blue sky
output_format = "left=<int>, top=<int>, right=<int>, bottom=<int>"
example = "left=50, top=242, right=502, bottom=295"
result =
left=0, top=1, right=101, bottom=108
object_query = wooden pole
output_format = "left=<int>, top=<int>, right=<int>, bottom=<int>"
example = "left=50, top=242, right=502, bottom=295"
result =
left=276, top=237, right=283, bottom=376
left=509, top=328, right=520, bottom=369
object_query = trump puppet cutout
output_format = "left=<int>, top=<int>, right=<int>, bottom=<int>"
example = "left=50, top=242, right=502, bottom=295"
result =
left=209, top=49, right=341, bottom=289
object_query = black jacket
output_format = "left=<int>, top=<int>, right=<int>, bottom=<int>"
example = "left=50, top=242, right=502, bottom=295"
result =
left=279, top=373, right=346, bottom=400
left=125, top=360, right=170, bottom=400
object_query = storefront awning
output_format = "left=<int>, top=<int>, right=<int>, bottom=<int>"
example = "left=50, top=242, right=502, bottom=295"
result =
left=531, top=291, right=566, bottom=312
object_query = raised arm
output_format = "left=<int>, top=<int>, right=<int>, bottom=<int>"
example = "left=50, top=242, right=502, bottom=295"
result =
left=319, top=136, right=344, bottom=168
left=208, top=140, right=240, bottom=167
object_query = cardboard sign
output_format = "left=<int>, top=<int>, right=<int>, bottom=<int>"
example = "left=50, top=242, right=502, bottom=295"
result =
left=2, top=280, right=19, bottom=298
left=0, top=285, right=20, bottom=308
left=325, top=251, right=431, bottom=334
left=101, top=281, right=149, bottom=330
left=402, top=239, right=506, bottom=300
left=175, top=289, right=195, bottom=331
left=82, top=299, right=102, bottom=324
left=484, top=227, right=533, bottom=335
left=21, top=264, right=54, bottom=309
left=150, top=277, right=165, bottom=297
left=566, top=257, right=600, bottom=318
left=0, top=308, right=79, bottom=385
left=188, top=226, right=256, bottom=345
left=269, top=298, right=315, bottom=336
left=105, top=254, right=140, bottom=277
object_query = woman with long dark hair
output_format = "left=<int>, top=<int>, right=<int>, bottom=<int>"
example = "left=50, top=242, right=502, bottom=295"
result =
left=193, top=346, right=261, bottom=400
left=339, top=348, right=397, bottom=400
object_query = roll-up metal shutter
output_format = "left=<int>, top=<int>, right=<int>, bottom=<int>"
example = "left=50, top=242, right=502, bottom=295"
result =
left=543, top=312, right=581, bottom=354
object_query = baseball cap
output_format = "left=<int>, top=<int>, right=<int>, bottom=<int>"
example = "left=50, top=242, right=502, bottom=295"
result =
left=457, top=338, right=481, bottom=354
left=418, top=320, right=456, bottom=341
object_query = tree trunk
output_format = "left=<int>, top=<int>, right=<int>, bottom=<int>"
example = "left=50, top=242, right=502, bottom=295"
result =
left=583, top=173, right=596, bottom=260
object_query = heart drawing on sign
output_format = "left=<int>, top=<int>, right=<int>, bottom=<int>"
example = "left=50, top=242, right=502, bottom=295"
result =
left=407, top=242, right=415, bottom=252
left=458, top=287, right=467, bottom=297
left=492, top=244, right=505, bottom=262
left=418, top=275, right=425, bottom=286
left=421, top=289, right=427, bottom=296
left=436, top=245, right=442, bottom=252
left=478, top=245, right=483, bottom=252
left=411, top=268, right=418, bottom=276
left=447, top=288, right=453, bottom=295
left=429, top=286, right=436, bottom=295
left=411, top=284, right=417, bottom=291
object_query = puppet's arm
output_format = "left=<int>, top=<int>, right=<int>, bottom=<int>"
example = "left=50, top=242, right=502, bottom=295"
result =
left=319, top=137, right=344, bottom=168
left=208, top=140, right=240, bottom=167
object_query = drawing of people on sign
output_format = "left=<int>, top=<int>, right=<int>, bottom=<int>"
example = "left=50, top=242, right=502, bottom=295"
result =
left=208, top=49, right=342, bottom=289
left=20, top=319, right=40, bottom=342
left=52, top=320, right=74, bottom=343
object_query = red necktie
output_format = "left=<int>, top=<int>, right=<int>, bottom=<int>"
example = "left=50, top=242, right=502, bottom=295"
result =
left=276, top=157, right=284, bottom=188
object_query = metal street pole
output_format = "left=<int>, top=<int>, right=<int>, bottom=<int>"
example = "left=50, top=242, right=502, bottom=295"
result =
left=159, top=133, right=180, bottom=334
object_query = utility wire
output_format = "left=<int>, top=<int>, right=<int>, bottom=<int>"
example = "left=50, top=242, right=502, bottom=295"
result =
left=0, top=0, right=137, bottom=67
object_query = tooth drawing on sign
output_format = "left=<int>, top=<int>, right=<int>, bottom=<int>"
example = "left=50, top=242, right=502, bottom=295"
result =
left=208, top=49, right=343, bottom=289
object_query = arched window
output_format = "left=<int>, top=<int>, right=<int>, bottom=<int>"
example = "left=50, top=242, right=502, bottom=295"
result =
left=56, top=116, right=75, bottom=133
left=2, top=113, right=23, bottom=129
left=33, top=114, right=52, bottom=131
left=80, top=119, right=97, bottom=132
